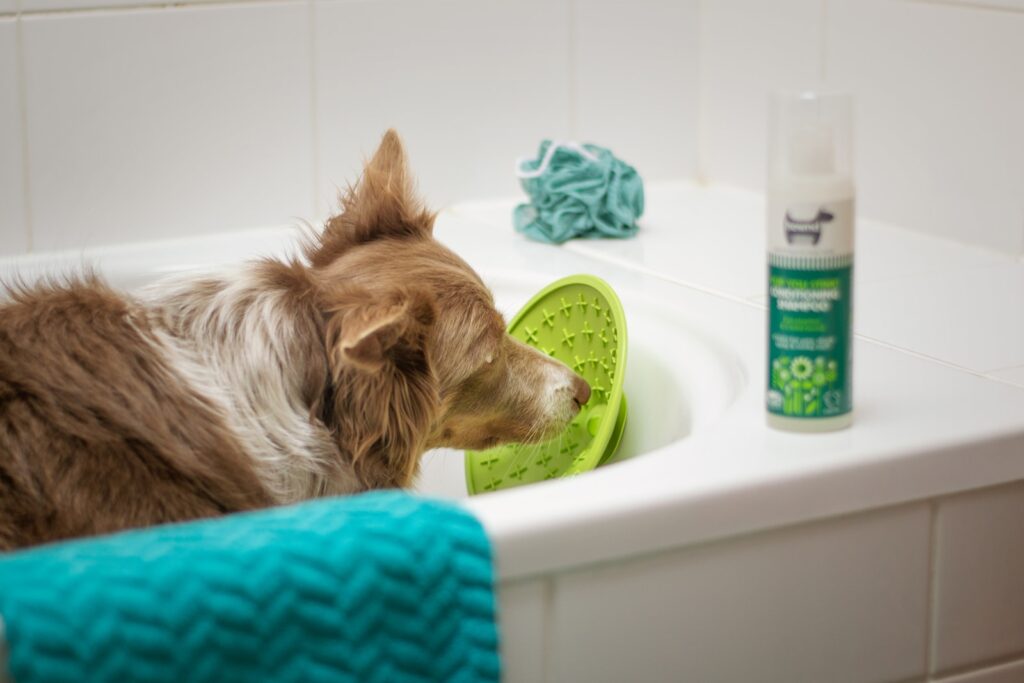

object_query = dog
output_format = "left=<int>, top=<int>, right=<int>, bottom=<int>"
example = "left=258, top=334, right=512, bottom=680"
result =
left=0, top=130, right=591, bottom=550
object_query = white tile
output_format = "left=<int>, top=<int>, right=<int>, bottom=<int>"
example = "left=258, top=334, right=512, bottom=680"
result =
left=988, top=365, right=1024, bottom=388
left=932, top=0, right=1024, bottom=11
left=0, top=2, right=15, bottom=15
left=572, top=0, right=699, bottom=182
left=855, top=218, right=1010, bottom=285
left=496, top=579, right=547, bottom=683
left=550, top=505, right=930, bottom=683
left=312, top=0, right=571, bottom=217
left=0, top=19, right=27, bottom=255
left=698, top=0, right=824, bottom=192
left=935, top=658, right=1024, bottom=683
left=857, top=263, right=1024, bottom=373
left=825, top=0, right=1024, bottom=255
left=22, top=3, right=314, bottom=251
left=24, top=0, right=220, bottom=9
left=933, top=483, right=1024, bottom=674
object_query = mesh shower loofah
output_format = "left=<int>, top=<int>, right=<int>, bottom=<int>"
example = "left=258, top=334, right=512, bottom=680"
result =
left=513, top=141, right=644, bottom=245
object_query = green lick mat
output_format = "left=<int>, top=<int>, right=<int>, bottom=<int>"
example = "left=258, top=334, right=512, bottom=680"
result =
left=465, top=275, right=628, bottom=495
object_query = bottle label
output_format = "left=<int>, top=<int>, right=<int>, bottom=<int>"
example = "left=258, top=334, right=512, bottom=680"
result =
left=767, top=253, right=852, bottom=418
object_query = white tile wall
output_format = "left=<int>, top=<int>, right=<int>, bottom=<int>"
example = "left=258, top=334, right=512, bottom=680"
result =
left=312, top=0, right=571, bottom=218
left=21, top=2, right=314, bottom=251
left=988, top=365, right=1024, bottom=388
left=857, top=263, right=1024, bottom=373
left=697, top=0, right=824, bottom=191
left=825, top=0, right=1024, bottom=255
left=549, top=504, right=931, bottom=683
left=932, top=482, right=1024, bottom=675
left=496, top=579, right=547, bottom=683
left=23, top=0, right=220, bottom=10
left=3, top=0, right=1022, bottom=258
left=935, top=658, right=1024, bottom=683
left=0, top=18, right=27, bottom=255
left=934, top=0, right=1024, bottom=11
left=572, top=0, right=699, bottom=183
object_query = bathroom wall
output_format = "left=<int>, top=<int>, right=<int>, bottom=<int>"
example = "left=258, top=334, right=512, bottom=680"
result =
left=0, top=0, right=698, bottom=255
left=700, top=0, right=1024, bottom=256
left=1, top=0, right=1021, bottom=257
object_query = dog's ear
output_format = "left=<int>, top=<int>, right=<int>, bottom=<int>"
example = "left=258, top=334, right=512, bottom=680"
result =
left=325, top=286, right=436, bottom=374
left=311, top=130, right=436, bottom=267
left=323, top=286, right=440, bottom=489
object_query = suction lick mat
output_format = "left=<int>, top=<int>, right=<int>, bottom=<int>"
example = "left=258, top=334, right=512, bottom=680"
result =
left=465, top=274, right=628, bottom=495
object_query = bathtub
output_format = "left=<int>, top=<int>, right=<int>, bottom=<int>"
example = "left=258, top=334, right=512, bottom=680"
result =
left=3, top=186, right=1024, bottom=681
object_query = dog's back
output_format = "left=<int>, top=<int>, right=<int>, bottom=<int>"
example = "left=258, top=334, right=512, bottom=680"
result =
left=0, top=130, right=590, bottom=550
left=0, top=278, right=273, bottom=549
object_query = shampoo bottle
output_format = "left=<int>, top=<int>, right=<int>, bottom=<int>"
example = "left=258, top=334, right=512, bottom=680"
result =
left=766, top=91, right=854, bottom=432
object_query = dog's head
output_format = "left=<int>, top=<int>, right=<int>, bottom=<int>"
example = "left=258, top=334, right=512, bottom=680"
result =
left=308, top=131, right=590, bottom=488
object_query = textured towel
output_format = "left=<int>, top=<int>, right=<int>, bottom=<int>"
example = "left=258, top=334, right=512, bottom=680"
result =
left=514, top=140, right=644, bottom=245
left=0, top=492, right=499, bottom=683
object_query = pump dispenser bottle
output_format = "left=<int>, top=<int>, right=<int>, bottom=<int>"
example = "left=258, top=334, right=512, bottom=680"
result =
left=766, top=91, right=854, bottom=432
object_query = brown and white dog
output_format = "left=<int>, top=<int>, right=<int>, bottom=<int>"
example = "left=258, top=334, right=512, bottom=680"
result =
left=0, top=130, right=590, bottom=550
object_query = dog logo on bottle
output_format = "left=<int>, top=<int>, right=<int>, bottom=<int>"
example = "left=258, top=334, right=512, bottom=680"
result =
left=784, top=205, right=834, bottom=246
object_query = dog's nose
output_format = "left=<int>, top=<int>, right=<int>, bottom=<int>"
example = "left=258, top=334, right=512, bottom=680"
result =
left=573, top=375, right=591, bottom=406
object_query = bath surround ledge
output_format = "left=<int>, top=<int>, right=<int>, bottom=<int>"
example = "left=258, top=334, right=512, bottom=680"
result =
left=446, top=181, right=1024, bottom=581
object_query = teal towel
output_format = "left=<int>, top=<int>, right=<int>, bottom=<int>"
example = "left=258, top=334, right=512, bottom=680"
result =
left=0, top=492, right=499, bottom=683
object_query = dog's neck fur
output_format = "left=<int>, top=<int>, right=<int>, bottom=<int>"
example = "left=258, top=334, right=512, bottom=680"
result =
left=141, top=261, right=359, bottom=504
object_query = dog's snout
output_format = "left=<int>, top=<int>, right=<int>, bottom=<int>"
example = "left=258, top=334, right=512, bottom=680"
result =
left=572, top=375, right=591, bottom=406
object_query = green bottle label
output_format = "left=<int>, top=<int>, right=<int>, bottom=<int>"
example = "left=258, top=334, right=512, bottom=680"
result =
left=767, top=254, right=852, bottom=418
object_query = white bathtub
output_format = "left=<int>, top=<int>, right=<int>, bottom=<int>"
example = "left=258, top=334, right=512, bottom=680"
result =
left=3, top=190, right=1024, bottom=681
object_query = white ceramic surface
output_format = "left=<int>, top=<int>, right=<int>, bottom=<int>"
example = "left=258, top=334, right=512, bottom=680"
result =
left=857, top=263, right=1024, bottom=374
left=932, top=482, right=1024, bottom=674
left=824, top=0, right=1024, bottom=254
left=21, top=2, right=314, bottom=251
left=573, top=0, right=699, bottom=182
left=936, top=658, right=1024, bottom=683
left=494, top=580, right=547, bottom=683
left=989, top=365, right=1024, bottom=389
left=0, top=18, right=27, bottom=255
left=24, top=0, right=222, bottom=9
left=550, top=504, right=930, bottom=683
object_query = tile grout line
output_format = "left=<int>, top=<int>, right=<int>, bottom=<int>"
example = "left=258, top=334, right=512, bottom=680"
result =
left=12, top=0, right=301, bottom=18
left=925, top=500, right=939, bottom=677
left=694, top=0, right=708, bottom=184
left=818, top=0, right=828, bottom=84
left=981, top=373, right=1024, bottom=392
left=902, top=0, right=1024, bottom=15
left=306, top=0, right=320, bottom=222
left=985, top=362, right=1024, bottom=375
left=566, top=0, right=577, bottom=140
left=13, top=8, right=32, bottom=252
left=931, top=650, right=1024, bottom=680
left=540, top=577, right=554, bottom=683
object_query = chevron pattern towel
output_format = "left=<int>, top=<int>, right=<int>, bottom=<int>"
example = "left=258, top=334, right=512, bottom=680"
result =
left=0, top=492, right=499, bottom=683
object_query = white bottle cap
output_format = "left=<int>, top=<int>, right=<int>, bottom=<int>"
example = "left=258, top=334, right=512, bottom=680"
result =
left=769, top=91, right=852, bottom=179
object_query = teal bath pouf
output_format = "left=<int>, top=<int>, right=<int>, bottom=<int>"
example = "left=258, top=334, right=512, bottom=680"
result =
left=514, top=140, right=644, bottom=245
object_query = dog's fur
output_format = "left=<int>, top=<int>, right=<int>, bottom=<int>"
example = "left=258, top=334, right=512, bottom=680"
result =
left=0, top=131, right=589, bottom=550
